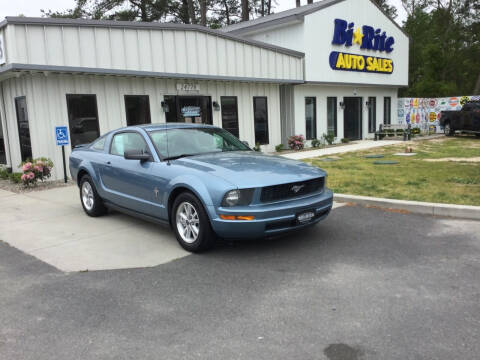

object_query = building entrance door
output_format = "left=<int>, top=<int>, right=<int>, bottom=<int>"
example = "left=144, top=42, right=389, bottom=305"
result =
left=343, top=97, right=362, bottom=140
left=164, top=95, right=212, bottom=124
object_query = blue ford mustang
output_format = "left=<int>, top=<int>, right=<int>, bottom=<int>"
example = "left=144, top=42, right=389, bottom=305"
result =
left=69, top=123, right=333, bottom=252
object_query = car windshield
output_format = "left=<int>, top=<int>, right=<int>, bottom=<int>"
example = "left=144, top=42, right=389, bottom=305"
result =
left=149, top=127, right=250, bottom=159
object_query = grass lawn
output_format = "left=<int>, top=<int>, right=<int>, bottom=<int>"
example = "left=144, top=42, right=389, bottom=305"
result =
left=306, top=136, right=480, bottom=206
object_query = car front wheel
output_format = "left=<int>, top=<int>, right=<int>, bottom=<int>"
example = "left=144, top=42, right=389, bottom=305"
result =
left=172, top=192, right=214, bottom=252
left=79, top=175, right=107, bottom=217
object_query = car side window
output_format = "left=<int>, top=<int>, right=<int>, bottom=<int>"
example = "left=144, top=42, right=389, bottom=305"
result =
left=91, top=136, right=106, bottom=151
left=111, top=132, right=149, bottom=156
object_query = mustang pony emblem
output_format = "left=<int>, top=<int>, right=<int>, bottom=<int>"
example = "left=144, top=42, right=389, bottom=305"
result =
left=291, top=184, right=305, bottom=193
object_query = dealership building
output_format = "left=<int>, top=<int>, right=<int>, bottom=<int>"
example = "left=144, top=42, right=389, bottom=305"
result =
left=0, top=0, right=408, bottom=179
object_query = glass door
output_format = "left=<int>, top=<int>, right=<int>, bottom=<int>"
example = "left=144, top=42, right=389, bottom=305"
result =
left=343, top=97, right=363, bottom=140
left=164, top=96, right=212, bottom=124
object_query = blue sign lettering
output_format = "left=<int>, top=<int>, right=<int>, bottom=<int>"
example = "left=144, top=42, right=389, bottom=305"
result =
left=332, top=18, right=395, bottom=53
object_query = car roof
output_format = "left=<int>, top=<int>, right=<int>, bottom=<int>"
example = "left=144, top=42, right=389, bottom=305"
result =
left=110, top=122, right=217, bottom=133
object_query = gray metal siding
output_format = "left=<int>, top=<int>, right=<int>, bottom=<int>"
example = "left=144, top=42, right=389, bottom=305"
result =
left=0, top=73, right=283, bottom=179
left=1, top=23, right=303, bottom=82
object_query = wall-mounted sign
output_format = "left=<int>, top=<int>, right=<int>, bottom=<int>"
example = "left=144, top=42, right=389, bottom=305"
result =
left=332, top=18, right=395, bottom=53
left=329, top=51, right=393, bottom=74
left=0, top=34, right=6, bottom=65
left=181, top=106, right=201, bottom=117
left=330, top=18, right=394, bottom=75
left=176, top=83, right=200, bottom=92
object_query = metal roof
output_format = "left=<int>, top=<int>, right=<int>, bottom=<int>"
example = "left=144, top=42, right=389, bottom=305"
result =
left=222, top=0, right=408, bottom=38
left=0, top=16, right=305, bottom=58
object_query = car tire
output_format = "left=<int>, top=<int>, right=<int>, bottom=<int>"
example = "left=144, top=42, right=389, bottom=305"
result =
left=172, top=192, right=215, bottom=252
left=444, top=122, right=454, bottom=136
left=79, top=174, right=107, bottom=217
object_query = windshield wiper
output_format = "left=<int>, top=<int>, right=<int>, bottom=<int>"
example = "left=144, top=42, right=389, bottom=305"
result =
left=164, top=153, right=196, bottom=161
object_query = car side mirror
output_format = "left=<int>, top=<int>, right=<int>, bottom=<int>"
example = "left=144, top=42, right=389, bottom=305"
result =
left=124, top=150, right=152, bottom=162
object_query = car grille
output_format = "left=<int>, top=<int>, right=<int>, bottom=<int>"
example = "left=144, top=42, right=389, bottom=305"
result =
left=260, top=177, right=324, bottom=203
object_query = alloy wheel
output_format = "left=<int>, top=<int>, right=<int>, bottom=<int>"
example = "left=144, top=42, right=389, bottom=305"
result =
left=81, top=181, right=95, bottom=211
left=176, top=201, right=200, bottom=244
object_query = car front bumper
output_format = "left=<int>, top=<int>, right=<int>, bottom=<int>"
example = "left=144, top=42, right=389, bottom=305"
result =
left=208, top=189, right=333, bottom=239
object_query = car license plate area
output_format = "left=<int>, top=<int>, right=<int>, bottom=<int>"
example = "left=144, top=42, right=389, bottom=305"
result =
left=296, top=210, right=316, bottom=224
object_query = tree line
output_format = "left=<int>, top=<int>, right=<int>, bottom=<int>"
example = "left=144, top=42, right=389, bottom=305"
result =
left=42, top=0, right=480, bottom=97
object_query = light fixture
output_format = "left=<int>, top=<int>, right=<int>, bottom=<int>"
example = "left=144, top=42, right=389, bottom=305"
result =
left=161, top=101, right=169, bottom=112
left=212, top=101, right=220, bottom=111
left=339, top=101, right=345, bottom=110
left=365, top=100, right=371, bottom=108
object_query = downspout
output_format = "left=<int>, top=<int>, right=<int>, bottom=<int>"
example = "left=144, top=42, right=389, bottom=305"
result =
left=0, top=80, right=13, bottom=169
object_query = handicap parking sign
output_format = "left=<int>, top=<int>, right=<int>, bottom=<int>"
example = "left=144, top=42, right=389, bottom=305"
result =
left=55, top=126, right=69, bottom=146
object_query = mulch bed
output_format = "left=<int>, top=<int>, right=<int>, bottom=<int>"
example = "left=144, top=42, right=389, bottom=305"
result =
left=0, top=179, right=74, bottom=194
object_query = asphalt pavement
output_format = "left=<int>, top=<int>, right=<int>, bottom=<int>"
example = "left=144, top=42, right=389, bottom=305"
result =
left=1, top=205, right=479, bottom=360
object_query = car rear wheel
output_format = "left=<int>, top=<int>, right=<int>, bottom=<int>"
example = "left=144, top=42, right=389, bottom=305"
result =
left=444, top=122, right=454, bottom=136
left=172, top=192, right=214, bottom=252
left=80, top=175, right=107, bottom=217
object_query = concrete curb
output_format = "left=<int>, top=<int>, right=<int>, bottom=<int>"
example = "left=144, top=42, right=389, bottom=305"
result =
left=334, top=194, right=480, bottom=220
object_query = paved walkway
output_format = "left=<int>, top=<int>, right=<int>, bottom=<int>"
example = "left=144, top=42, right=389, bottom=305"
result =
left=280, top=140, right=400, bottom=160
left=0, top=185, right=345, bottom=272
left=0, top=186, right=189, bottom=272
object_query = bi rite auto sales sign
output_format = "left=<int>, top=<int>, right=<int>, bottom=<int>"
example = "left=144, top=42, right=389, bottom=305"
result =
left=329, top=19, right=395, bottom=75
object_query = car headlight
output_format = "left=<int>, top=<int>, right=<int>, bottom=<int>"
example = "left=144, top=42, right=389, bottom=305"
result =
left=221, top=189, right=255, bottom=207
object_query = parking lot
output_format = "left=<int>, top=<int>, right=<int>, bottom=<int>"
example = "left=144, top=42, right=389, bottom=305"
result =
left=1, top=199, right=479, bottom=360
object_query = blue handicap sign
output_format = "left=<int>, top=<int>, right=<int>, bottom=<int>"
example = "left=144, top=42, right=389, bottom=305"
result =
left=55, top=126, right=69, bottom=146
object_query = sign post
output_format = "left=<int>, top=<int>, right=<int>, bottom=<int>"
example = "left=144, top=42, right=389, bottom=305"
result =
left=55, top=126, right=69, bottom=183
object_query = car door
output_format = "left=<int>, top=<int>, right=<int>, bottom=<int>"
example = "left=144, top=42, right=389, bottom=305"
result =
left=100, top=131, right=160, bottom=215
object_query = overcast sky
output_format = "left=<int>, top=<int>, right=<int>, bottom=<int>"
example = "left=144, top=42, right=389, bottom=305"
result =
left=0, top=0, right=407, bottom=25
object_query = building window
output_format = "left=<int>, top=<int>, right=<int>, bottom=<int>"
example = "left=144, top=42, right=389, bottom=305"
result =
left=124, top=95, right=151, bottom=126
left=305, top=97, right=317, bottom=140
left=368, top=97, right=377, bottom=133
left=384, top=97, right=391, bottom=125
left=66, top=94, right=101, bottom=148
left=327, top=97, right=337, bottom=137
left=15, top=96, right=32, bottom=162
left=253, top=97, right=269, bottom=145
left=221, top=96, right=239, bottom=138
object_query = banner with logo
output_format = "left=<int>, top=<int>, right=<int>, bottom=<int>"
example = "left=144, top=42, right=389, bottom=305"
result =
left=397, top=95, right=480, bottom=133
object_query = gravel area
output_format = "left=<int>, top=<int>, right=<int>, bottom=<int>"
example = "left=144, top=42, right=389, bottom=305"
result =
left=0, top=178, right=74, bottom=193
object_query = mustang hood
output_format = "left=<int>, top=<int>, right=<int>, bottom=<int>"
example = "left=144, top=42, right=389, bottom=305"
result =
left=177, top=151, right=326, bottom=188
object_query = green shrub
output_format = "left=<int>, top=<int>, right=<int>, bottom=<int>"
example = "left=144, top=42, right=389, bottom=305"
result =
left=341, top=138, right=350, bottom=143
left=275, top=144, right=284, bottom=152
left=311, top=139, right=321, bottom=148
left=253, top=142, right=261, bottom=152
left=0, top=168, right=9, bottom=180
left=322, top=132, right=335, bottom=145
left=9, top=172, right=22, bottom=183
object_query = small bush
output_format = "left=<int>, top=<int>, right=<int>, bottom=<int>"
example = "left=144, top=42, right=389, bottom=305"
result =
left=322, top=132, right=335, bottom=145
left=275, top=144, right=284, bottom=152
left=253, top=143, right=261, bottom=152
left=0, top=167, right=9, bottom=180
left=9, top=172, right=22, bottom=183
left=288, top=134, right=305, bottom=150
left=19, top=158, right=54, bottom=187
left=311, top=139, right=321, bottom=148
left=341, top=138, right=350, bottom=143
